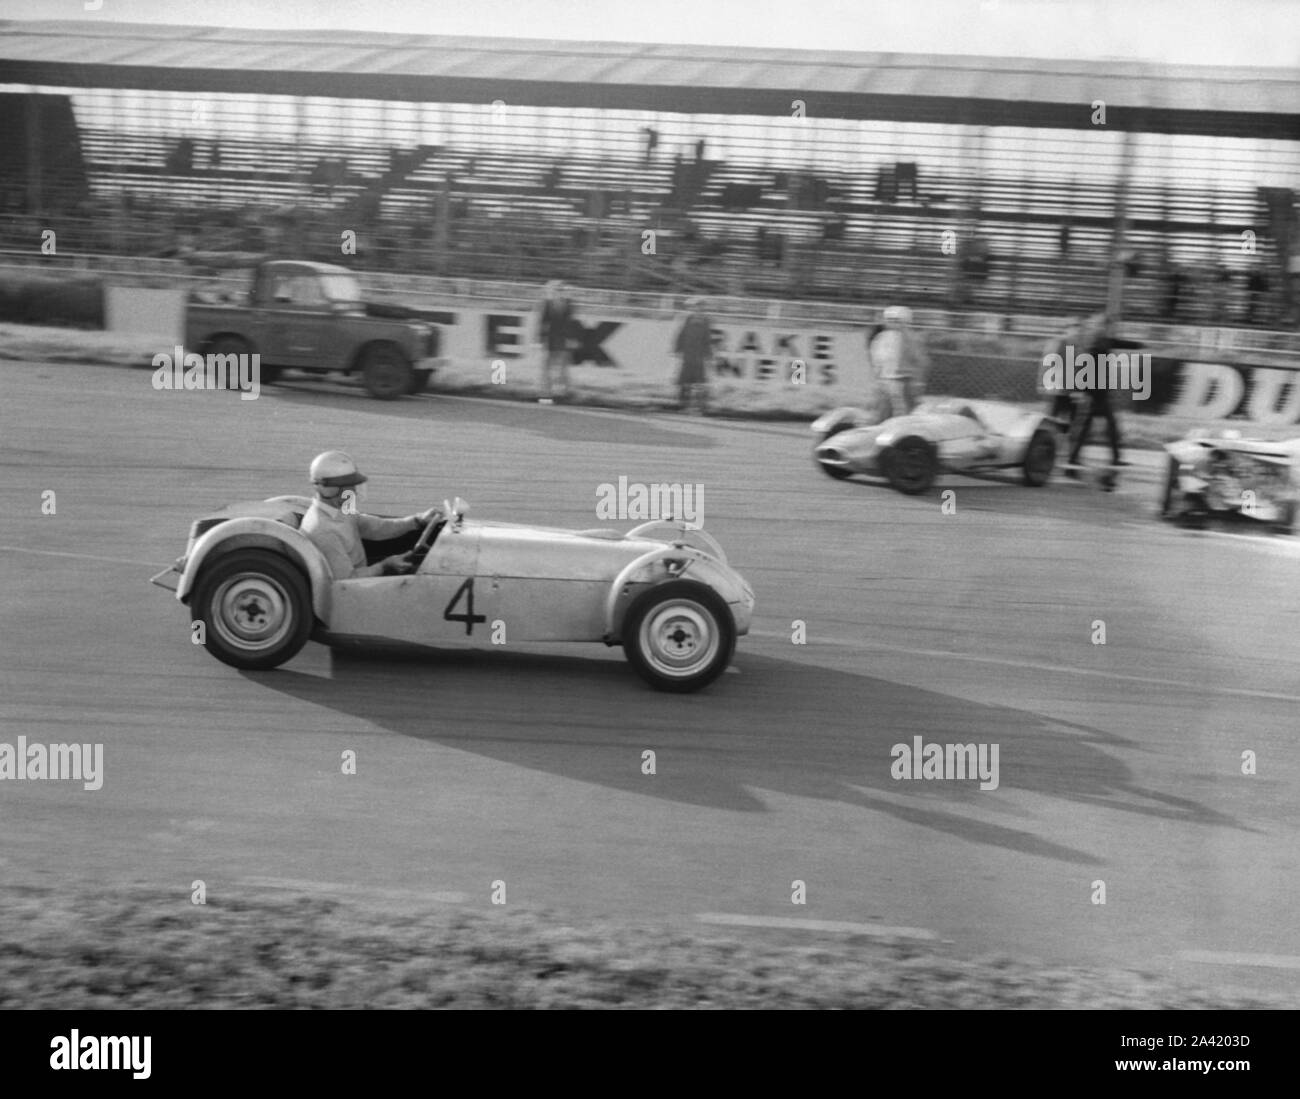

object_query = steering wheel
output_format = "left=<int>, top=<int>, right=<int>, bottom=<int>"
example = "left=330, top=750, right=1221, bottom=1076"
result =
left=407, top=507, right=447, bottom=566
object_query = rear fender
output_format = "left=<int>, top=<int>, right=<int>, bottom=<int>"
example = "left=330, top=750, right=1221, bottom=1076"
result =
left=177, top=517, right=333, bottom=623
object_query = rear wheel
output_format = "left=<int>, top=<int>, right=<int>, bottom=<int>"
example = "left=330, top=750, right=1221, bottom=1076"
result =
left=882, top=435, right=938, bottom=495
left=1022, top=427, right=1056, bottom=487
left=622, top=580, right=736, bottom=693
left=207, top=335, right=254, bottom=389
left=191, top=550, right=312, bottom=670
left=360, top=344, right=412, bottom=400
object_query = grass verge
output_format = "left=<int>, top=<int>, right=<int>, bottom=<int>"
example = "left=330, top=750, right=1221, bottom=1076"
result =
left=2, top=884, right=1292, bottom=1009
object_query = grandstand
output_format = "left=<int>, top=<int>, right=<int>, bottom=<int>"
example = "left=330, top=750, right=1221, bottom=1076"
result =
left=1, top=20, right=1297, bottom=326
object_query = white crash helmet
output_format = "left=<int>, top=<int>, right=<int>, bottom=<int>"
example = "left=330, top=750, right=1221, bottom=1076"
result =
left=309, top=450, right=368, bottom=488
left=882, top=305, right=913, bottom=327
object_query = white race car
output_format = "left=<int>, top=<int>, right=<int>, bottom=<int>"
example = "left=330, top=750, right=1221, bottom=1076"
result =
left=151, top=496, right=754, bottom=692
left=1161, top=432, right=1300, bottom=533
left=812, top=397, right=1059, bottom=494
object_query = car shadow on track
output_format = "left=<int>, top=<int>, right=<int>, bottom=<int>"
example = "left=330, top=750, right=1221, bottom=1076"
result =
left=246, top=644, right=1242, bottom=864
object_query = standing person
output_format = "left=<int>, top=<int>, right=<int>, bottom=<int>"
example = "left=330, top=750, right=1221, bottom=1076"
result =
left=1066, top=312, right=1124, bottom=477
left=672, top=296, right=713, bottom=414
left=869, top=305, right=929, bottom=416
left=1041, top=316, right=1085, bottom=444
left=535, top=280, right=575, bottom=403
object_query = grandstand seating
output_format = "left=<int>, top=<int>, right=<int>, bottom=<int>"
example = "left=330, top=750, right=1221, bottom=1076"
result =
left=1, top=99, right=1294, bottom=328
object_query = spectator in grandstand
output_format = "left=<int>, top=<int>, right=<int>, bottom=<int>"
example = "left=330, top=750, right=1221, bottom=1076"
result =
left=672, top=297, right=714, bottom=414
left=1065, top=312, right=1124, bottom=475
left=1244, top=265, right=1270, bottom=325
left=1160, top=260, right=1188, bottom=321
left=535, top=281, right=576, bottom=403
left=869, top=305, right=929, bottom=416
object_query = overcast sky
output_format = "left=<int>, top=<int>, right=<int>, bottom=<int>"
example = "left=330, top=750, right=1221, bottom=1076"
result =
left=2, top=0, right=1298, bottom=68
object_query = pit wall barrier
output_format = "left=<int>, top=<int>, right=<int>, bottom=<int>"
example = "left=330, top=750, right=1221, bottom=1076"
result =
left=8, top=257, right=1299, bottom=425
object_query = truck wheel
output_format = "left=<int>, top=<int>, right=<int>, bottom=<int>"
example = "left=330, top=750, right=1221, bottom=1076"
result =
left=361, top=344, right=412, bottom=400
left=1273, top=501, right=1297, bottom=535
left=191, top=550, right=312, bottom=670
left=407, top=369, right=433, bottom=395
left=1021, top=428, right=1056, bottom=487
left=622, top=580, right=736, bottom=693
left=207, top=335, right=257, bottom=389
left=882, top=436, right=937, bottom=495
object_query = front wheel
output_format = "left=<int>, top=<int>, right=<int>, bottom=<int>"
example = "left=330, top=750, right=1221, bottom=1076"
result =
left=1022, top=427, right=1056, bottom=487
left=622, top=580, right=736, bottom=693
left=191, top=549, right=313, bottom=669
left=882, top=435, right=938, bottom=495
left=360, top=344, right=413, bottom=400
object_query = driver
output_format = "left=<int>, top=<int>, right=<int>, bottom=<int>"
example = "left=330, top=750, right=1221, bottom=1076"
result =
left=300, top=451, right=441, bottom=579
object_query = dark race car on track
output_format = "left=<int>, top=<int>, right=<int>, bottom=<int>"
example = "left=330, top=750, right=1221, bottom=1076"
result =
left=150, top=496, right=754, bottom=692
left=811, top=397, right=1059, bottom=494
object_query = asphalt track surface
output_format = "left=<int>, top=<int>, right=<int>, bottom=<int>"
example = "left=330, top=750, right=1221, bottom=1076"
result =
left=3, top=361, right=1299, bottom=997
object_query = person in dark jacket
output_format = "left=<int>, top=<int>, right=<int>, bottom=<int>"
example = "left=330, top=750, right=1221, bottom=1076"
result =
left=1066, top=312, right=1124, bottom=475
left=535, top=280, right=575, bottom=402
left=672, top=297, right=713, bottom=413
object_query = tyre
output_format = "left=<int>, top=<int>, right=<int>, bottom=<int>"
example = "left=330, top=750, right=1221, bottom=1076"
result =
left=360, top=343, right=413, bottom=400
left=1021, top=427, right=1056, bottom=487
left=814, top=428, right=853, bottom=480
left=1178, top=494, right=1210, bottom=530
left=207, top=335, right=254, bottom=389
left=1159, top=456, right=1179, bottom=519
left=407, top=368, right=433, bottom=395
left=622, top=580, right=736, bottom=693
left=881, top=435, right=938, bottom=495
left=1273, top=500, right=1297, bottom=535
left=191, top=549, right=313, bottom=670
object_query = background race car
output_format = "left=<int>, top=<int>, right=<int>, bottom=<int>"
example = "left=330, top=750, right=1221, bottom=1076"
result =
left=1160, top=433, right=1300, bottom=534
left=811, top=397, right=1059, bottom=495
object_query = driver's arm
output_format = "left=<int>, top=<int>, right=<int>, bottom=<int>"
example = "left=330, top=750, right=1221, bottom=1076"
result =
left=356, top=513, right=422, bottom=540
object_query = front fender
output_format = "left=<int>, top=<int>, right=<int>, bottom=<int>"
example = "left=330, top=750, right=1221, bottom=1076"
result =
left=812, top=406, right=869, bottom=437
left=603, top=550, right=752, bottom=642
left=176, top=517, right=333, bottom=624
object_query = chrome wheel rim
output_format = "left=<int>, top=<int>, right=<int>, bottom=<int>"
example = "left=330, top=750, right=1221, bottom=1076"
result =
left=210, top=573, right=293, bottom=652
left=638, top=599, right=720, bottom=679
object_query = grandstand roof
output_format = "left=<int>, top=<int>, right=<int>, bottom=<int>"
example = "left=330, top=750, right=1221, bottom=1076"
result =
left=1, top=19, right=1297, bottom=138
